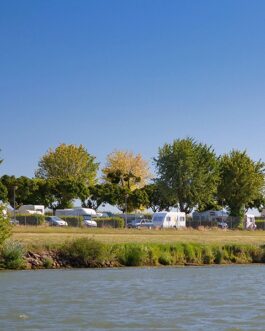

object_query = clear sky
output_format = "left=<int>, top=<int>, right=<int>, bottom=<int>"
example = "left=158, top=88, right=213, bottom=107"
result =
left=1, top=0, right=265, bottom=178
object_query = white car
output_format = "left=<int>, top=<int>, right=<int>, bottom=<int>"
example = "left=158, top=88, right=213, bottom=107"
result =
left=217, top=221, right=228, bottom=229
left=46, top=216, right=68, bottom=227
left=83, top=216, right=97, bottom=227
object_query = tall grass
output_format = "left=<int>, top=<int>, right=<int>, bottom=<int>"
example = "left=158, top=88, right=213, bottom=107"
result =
left=58, top=239, right=265, bottom=268
left=2, top=238, right=265, bottom=269
left=0, top=240, right=25, bottom=269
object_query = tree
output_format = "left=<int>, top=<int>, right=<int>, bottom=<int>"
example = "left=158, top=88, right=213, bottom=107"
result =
left=35, top=144, right=98, bottom=185
left=0, top=182, right=7, bottom=202
left=110, top=186, right=149, bottom=213
left=142, top=183, right=174, bottom=212
left=218, top=150, right=265, bottom=225
left=0, top=175, right=39, bottom=208
left=155, top=138, right=220, bottom=213
left=102, top=150, right=151, bottom=190
left=79, top=183, right=118, bottom=210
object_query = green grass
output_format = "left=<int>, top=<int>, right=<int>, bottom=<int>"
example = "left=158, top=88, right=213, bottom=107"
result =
left=57, top=239, right=265, bottom=267
left=11, top=226, right=265, bottom=250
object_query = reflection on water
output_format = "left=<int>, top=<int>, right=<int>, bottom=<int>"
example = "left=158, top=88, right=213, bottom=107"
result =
left=1, top=265, right=265, bottom=330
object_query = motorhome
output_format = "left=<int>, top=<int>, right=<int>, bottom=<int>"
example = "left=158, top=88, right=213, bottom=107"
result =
left=55, top=208, right=97, bottom=217
left=151, top=212, right=186, bottom=229
left=17, top=205, right=45, bottom=215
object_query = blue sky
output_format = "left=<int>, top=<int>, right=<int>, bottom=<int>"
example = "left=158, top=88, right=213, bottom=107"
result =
left=1, top=0, right=265, bottom=178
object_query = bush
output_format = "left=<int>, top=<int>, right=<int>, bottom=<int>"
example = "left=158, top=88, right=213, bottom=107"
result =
left=0, top=240, right=25, bottom=269
left=16, top=214, right=45, bottom=226
left=94, top=217, right=124, bottom=228
left=60, top=238, right=105, bottom=267
left=158, top=252, right=172, bottom=265
left=0, top=205, right=11, bottom=246
left=117, top=244, right=149, bottom=266
left=43, top=257, right=54, bottom=269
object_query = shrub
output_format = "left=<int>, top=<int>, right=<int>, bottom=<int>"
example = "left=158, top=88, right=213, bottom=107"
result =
left=1, top=240, right=25, bottom=269
left=16, top=214, right=45, bottom=226
left=43, top=257, right=54, bottom=269
left=158, top=252, right=173, bottom=265
left=0, top=205, right=11, bottom=246
left=118, top=244, right=149, bottom=266
left=60, top=238, right=105, bottom=267
left=95, top=217, right=124, bottom=228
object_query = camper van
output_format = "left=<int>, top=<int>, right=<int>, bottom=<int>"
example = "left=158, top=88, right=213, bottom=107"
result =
left=151, top=212, right=186, bottom=229
left=55, top=208, right=97, bottom=217
left=55, top=208, right=98, bottom=227
left=17, top=205, right=45, bottom=215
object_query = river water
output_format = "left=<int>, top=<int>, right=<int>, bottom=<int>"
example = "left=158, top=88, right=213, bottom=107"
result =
left=1, top=265, right=265, bottom=330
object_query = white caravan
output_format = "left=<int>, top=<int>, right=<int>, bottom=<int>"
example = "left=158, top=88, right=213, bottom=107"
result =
left=151, top=212, right=186, bottom=229
left=55, top=208, right=97, bottom=217
left=17, top=205, right=45, bottom=215
left=244, top=214, right=256, bottom=230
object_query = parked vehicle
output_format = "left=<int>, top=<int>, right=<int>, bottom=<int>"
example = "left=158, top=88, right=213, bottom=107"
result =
left=119, top=214, right=146, bottom=227
left=244, top=214, right=256, bottom=230
left=83, top=215, right=97, bottom=227
left=151, top=212, right=186, bottom=229
left=46, top=216, right=68, bottom=227
left=17, top=205, right=45, bottom=215
left=55, top=208, right=97, bottom=217
left=128, top=219, right=154, bottom=229
left=217, top=221, right=228, bottom=229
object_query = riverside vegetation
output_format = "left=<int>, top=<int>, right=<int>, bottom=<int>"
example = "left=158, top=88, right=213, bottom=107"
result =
left=1, top=235, right=265, bottom=270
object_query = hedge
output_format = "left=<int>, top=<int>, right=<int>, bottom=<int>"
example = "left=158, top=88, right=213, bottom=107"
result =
left=44, top=216, right=125, bottom=228
left=94, top=217, right=124, bottom=228
left=15, top=214, right=45, bottom=226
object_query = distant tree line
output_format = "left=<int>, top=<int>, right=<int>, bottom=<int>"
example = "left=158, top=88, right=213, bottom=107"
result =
left=0, top=139, right=264, bottom=227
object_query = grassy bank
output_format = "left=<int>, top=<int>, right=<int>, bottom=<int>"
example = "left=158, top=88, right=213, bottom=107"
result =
left=12, top=226, right=265, bottom=249
left=1, top=237, right=265, bottom=270
left=1, top=227, right=265, bottom=270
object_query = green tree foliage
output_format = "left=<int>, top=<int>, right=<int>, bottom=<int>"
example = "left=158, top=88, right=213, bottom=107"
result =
left=0, top=205, right=11, bottom=246
left=155, top=138, right=220, bottom=213
left=0, top=175, right=39, bottom=208
left=218, top=150, right=265, bottom=223
left=142, top=183, right=173, bottom=212
left=112, top=187, right=149, bottom=213
left=35, top=144, right=99, bottom=185
left=79, top=183, right=118, bottom=210
left=0, top=182, right=8, bottom=202
left=32, top=179, right=81, bottom=211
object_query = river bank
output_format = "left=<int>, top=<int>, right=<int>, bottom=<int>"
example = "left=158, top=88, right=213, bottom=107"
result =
left=1, top=237, right=265, bottom=270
